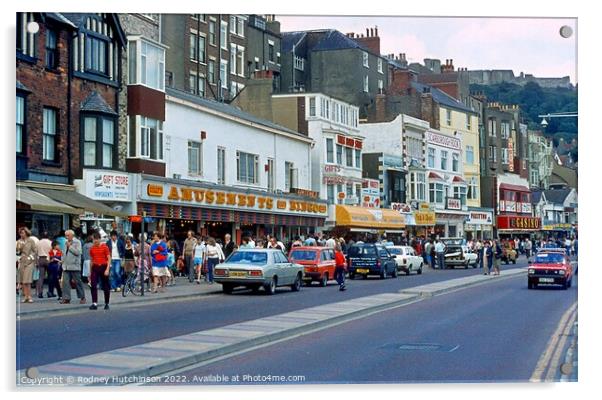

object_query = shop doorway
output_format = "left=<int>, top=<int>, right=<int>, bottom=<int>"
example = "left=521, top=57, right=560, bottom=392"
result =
left=166, top=219, right=198, bottom=244
left=205, top=221, right=233, bottom=244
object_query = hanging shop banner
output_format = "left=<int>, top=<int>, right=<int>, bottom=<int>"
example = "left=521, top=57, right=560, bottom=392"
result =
left=361, top=179, right=380, bottom=208
left=141, top=180, right=328, bottom=218
left=446, top=198, right=461, bottom=210
left=391, top=203, right=412, bottom=213
left=415, top=211, right=436, bottom=225
left=83, top=170, right=132, bottom=201
left=508, top=138, right=515, bottom=172
left=466, top=210, right=493, bottom=225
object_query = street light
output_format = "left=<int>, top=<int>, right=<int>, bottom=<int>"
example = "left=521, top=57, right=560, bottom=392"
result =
left=538, top=112, right=577, bottom=127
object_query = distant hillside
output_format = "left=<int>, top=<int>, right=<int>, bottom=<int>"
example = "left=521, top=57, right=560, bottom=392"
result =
left=470, top=82, right=578, bottom=138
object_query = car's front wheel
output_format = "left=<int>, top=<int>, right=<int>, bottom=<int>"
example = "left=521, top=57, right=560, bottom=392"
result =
left=418, top=264, right=423, bottom=275
left=391, top=267, right=398, bottom=278
left=264, top=277, right=277, bottom=295
left=349, top=272, right=356, bottom=280
left=380, top=267, right=387, bottom=279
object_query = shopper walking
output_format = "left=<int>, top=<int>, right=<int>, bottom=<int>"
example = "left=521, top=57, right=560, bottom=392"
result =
left=106, top=230, right=125, bottom=292
left=82, top=235, right=93, bottom=283
left=46, top=241, right=63, bottom=299
left=493, top=240, right=502, bottom=276
left=60, top=230, right=86, bottom=304
left=525, top=238, right=532, bottom=261
left=435, top=239, right=446, bottom=270
left=17, top=227, right=38, bottom=303
left=483, top=241, right=492, bottom=275
left=334, top=244, right=347, bottom=291
left=123, top=237, right=136, bottom=277
left=204, top=237, right=225, bottom=284
left=193, top=236, right=206, bottom=283
left=150, top=232, right=170, bottom=293
left=36, top=232, right=52, bottom=299
left=88, top=232, right=111, bottom=310
left=223, top=234, right=236, bottom=259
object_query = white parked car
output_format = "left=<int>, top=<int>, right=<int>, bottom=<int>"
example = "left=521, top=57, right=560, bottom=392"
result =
left=444, top=245, right=478, bottom=268
left=386, top=246, right=423, bottom=275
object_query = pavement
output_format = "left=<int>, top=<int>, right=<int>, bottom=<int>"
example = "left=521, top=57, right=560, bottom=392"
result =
left=16, top=276, right=223, bottom=320
left=17, top=267, right=528, bottom=386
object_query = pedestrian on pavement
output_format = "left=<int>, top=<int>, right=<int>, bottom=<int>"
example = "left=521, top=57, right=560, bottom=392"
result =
left=36, top=231, right=52, bottom=299
left=525, top=238, right=532, bottom=261
left=267, top=236, right=285, bottom=252
left=493, top=240, right=502, bottom=276
left=291, top=236, right=303, bottom=248
left=424, top=240, right=432, bottom=268
left=325, top=235, right=337, bottom=249
left=483, top=241, right=491, bottom=275
left=88, top=231, right=111, bottom=310
left=123, top=237, right=136, bottom=277
left=47, top=240, right=64, bottom=299
left=55, top=230, right=67, bottom=255
left=82, top=235, right=93, bottom=284
left=223, top=233, right=236, bottom=259
left=573, top=237, right=578, bottom=258
left=135, top=233, right=152, bottom=291
left=564, top=237, right=572, bottom=256
left=106, top=230, right=125, bottom=292
left=183, top=231, right=196, bottom=281
left=193, top=236, right=206, bottom=283
left=334, top=243, right=347, bottom=291
left=204, top=237, right=225, bottom=284
left=60, top=230, right=86, bottom=304
left=17, top=227, right=37, bottom=303
left=150, top=232, right=170, bottom=293
left=435, top=239, right=446, bottom=270
left=167, top=248, right=177, bottom=286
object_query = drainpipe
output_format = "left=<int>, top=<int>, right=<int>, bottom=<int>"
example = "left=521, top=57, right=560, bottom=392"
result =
left=67, top=29, right=74, bottom=184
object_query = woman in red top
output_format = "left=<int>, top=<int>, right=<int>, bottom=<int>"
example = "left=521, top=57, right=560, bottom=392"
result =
left=47, top=241, right=63, bottom=299
left=334, top=243, right=347, bottom=291
left=88, top=232, right=112, bottom=310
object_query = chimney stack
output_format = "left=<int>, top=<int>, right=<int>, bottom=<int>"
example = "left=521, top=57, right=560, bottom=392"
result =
left=366, top=28, right=369, bottom=37
left=375, top=26, right=378, bottom=36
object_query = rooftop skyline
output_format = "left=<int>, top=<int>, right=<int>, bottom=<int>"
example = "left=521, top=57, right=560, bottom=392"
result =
left=276, top=15, right=577, bottom=84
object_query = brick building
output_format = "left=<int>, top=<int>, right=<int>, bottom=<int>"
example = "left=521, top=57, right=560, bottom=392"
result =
left=16, top=12, right=127, bottom=235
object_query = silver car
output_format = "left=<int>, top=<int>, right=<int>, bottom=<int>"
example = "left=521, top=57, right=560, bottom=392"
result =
left=214, top=249, right=304, bottom=295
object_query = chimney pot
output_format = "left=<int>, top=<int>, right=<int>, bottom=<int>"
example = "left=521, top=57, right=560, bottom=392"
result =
left=375, top=26, right=378, bottom=36
left=366, top=28, right=369, bottom=36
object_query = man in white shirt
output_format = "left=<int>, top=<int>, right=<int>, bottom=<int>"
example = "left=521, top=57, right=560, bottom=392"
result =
left=36, top=231, right=52, bottom=298
left=325, top=236, right=337, bottom=249
left=434, top=240, right=446, bottom=270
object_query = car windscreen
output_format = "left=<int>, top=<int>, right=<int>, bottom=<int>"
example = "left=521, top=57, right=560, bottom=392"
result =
left=289, top=250, right=317, bottom=261
left=387, top=247, right=402, bottom=255
left=348, top=246, right=377, bottom=257
left=226, top=251, right=268, bottom=265
left=534, top=253, right=564, bottom=264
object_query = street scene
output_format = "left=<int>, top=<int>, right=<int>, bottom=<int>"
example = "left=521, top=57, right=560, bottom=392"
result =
left=15, top=12, right=578, bottom=387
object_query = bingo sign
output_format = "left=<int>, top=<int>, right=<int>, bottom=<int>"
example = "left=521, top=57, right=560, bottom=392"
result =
left=85, top=171, right=131, bottom=201
left=362, top=179, right=380, bottom=208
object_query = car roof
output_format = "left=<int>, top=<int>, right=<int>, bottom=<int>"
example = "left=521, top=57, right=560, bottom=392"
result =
left=236, top=248, right=280, bottom=253
left=290, top=246, right=329, bottom=251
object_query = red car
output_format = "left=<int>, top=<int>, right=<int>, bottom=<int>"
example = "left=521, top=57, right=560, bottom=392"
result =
left=288, top=247, right=337, bottom=287
left=528, top=250, right=574, bottom=290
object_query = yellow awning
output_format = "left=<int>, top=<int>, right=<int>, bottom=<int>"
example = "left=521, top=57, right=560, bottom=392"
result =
left=335, top=205, right=406, bottom=230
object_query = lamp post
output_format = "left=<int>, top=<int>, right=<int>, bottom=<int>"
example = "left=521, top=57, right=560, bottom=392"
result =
left=538, top=112, right=578, bottom=128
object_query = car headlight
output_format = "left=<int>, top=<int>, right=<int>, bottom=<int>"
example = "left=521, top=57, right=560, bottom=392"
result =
left=528, top=269, right=535, bottom=275
left=559, top=270, right=566, bottom=275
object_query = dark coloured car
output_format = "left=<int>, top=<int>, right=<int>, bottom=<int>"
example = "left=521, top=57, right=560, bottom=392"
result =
left=528, top=251, right=573, bottom=290
left=347, top=244, right=398, bottom=279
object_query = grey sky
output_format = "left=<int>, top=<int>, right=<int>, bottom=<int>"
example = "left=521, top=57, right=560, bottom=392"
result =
left=277, top=15, right=577, bottom=84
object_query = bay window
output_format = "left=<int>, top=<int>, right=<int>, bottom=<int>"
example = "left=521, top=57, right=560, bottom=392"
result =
left=345, top=146, right=353, bottom=167
left=128, top=116, right=163, bottom=161
left=355, top=148, right=361, bottom=168
left=336, top=144, right=343, bottom=165
left=409, top=171, right=426, bottom=201
left=83, top=115, right=116, bottom=168
left=128, top=38, right=165, bottom=91
left=309, top=97, right=316, bottom=117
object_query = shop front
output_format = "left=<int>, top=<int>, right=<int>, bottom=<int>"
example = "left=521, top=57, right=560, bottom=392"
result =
left=496, top=215, right=541, bottom=239
left=16, top=181, right=127, bottom=238
left=465, top=208, right=494, bottom=240
left=434, top=198, right=469, bottom=239
left=333, top=205, right=406, bottom=243
left=391, top=202, right=436, bottom=239
left=134, top=176, right=328, bottom=246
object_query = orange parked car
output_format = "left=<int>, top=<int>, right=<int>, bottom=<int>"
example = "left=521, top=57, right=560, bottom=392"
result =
left=288, top=246, right=337, bottom=287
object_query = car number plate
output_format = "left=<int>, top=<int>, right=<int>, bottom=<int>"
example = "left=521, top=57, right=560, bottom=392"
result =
left=539, top=277, right=555, bottom=283
left=356, top=268, right=369, bottom=273
left=230, top=271, right=247, bottom=278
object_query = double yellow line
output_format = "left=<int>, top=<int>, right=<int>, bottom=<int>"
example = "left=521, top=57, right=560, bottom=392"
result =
left=530, top=301, right=578, bottom=382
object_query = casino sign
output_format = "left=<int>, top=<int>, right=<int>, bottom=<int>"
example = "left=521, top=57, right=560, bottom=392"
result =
left=497, top=215, right=541, bottom=231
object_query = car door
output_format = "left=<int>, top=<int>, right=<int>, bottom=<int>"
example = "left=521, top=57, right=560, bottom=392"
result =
left=276, top=251, right=293, bottom=285
left=377, top=246, right=392, bottom=272
left=407, top=247, right=416, bottom=271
